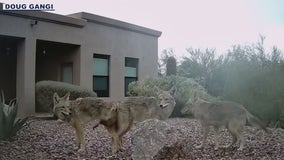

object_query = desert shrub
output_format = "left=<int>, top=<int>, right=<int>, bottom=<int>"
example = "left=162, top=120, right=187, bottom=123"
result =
left=0, top=91, right=28, bottom=141
left=177, top=37, right=284, bottom=128
left=128, top=75, right=216, bottom=117
left=166, top=56, right=177, bottom=76
left=35, top=81, right=97, bottom=113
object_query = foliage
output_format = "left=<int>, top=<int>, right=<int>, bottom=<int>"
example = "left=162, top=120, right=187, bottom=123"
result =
left=166, top=56, right=177, bottom=76
left=35, top=80, right=97, bottom=113
left=178, top=36, right=284, bottom=127
left=0, top=91, right=28, bottom=141
left=127, top=76, right=216, bottom=117
left=158, top=49, right=175, bottom=76
left=178, top=48, right=223, bottom=91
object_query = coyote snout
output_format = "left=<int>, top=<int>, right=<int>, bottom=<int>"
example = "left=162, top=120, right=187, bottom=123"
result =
left=159, top=103, right=169, bottom=108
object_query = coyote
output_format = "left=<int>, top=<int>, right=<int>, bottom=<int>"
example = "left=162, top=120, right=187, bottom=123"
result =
left=123, top=86, right=177, bottom=122
left=53, top=93, right=117, bottom=152
left=52, top=87, right=177, bottom=153
left=181, top=92, right=270, bottom=151
left=92, top=86, right=177, bottom=152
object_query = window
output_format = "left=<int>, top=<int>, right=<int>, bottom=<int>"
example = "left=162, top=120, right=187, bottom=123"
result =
left=125, top=57, right=138, bottom=96
left=93, top=54, right=109, bottom=97
left=61, top=63, right=73, bottom=84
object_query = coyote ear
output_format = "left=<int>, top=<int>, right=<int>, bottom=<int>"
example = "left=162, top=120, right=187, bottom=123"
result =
left=63, top=92, right=70, bottom=101
left=111, top=103, right=119, bottom=112
left=193, top=91, right=199, bottom=101
left=53, top=92, right=60, bottom=104
left=154, top=86, right=161, bottom=93
left=169, top=86, right=177, bottom=96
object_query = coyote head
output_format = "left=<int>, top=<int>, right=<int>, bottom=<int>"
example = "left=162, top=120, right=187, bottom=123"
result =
left=155, top=86, right=177, bottom=119
left=156, top=86, right=177, bottom=109
left=53, top=92, right=72, bottom=121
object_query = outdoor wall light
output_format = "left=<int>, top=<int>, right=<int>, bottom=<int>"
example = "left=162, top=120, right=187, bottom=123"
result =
left=0, top=48, right=11, bottom=56
left=30, top=20, right=38, bottom=27
left=5, top=48, right=10, bottom=56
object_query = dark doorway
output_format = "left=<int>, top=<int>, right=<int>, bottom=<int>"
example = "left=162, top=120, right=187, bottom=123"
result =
left=0, top=35, right=23, bottom=102
left=36, top=40, right=79, bottom=83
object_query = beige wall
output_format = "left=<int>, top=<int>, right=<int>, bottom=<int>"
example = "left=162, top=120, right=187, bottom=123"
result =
left=81, top=22, right=158, bottom=100
left=0, top=12, right=161, bottom=116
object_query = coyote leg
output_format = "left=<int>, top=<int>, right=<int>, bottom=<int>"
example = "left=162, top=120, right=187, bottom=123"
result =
left=213, top=127, right=221, bottom=150
left=118, top=135, right=123, bottom=151
left=73, top=123, right=85, bottom=152
left=105, top=125, right=120, bottom=153
left=114, top=108, right=133, bottom=151
left=197, top=125, right=209, bottom=149
left=237, top=128, right=245, bottom=151
left=227, top=119, right=245, bottom=150
left=226, top=121, right=238, bottom=148
left=111, top=134, right=120, bottom=153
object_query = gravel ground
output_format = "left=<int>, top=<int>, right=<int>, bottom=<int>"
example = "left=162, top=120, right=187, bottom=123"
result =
left=0, top=118, right=283, bottom=160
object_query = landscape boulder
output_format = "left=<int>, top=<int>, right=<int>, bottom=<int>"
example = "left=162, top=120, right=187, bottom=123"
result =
left=131, top=119, right=192, bottom=160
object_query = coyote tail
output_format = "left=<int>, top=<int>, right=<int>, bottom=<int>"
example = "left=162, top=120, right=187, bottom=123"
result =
left=245, top=110, right=271, bottom=133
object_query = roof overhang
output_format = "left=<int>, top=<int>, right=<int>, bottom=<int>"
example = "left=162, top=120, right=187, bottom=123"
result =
left=0, top=10, right=87, bottom=27
left=69, top=12, right=162, bottom=37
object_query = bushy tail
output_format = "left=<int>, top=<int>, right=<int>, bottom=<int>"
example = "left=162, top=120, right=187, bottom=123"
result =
left=246, top=111, right=271, bottom=134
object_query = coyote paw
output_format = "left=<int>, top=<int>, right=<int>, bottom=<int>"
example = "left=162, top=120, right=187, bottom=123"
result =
left=214, top=146, right=219, bottom=150
left=111, top=147, right=122, bottom=154
left=237, top=147, right=243, bottom=151
left=93, top=123, right=100, bottom=130
left=76, top=144, right=85, bottom=153
left=196, top=144, right=204, bottom=149
left=223, top=144, right=232, bottom=149
left=77, top=147, right=85, bottom=153
left=112, top=149, right=118, bottom=154
left=56, top=119, right=64, bottom=124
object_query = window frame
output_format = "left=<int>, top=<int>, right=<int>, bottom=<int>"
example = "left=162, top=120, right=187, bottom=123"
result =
left=124, top=57, right=138, bottom=96
left=93, top=54, right=110, bottom=97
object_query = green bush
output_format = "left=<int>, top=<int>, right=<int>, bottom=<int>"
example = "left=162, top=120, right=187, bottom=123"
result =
left=35, top=81, right=97, bottom=113
left=128, top=75, right=216, bottom=117
left=0, top=91, right=28, bottom=141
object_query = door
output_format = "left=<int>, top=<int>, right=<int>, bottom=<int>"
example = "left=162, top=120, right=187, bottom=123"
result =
left=61, top=63, right=73, bottom=84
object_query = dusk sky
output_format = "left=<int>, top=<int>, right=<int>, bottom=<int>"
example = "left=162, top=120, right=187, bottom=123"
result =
left=2, top=0, right=284, bottom=57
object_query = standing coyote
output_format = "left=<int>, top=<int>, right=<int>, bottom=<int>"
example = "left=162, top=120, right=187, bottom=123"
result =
left=124, top=86, right=177, bottom=122
left=53, top=93, right=117, bottom=152
left=52, top=87, right=177, bottom=153
left=181, top=92, right=270, bottom=151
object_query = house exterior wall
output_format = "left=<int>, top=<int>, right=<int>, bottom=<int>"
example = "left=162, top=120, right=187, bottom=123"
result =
left=0, top=11, right=161, bottom=117
left=79, top=19, right=159, bottom=100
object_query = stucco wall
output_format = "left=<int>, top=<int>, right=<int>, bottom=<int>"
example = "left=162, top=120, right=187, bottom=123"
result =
left=81, top=22, right=158, bottom=100
left=0, top=11, right=160, bottom=116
